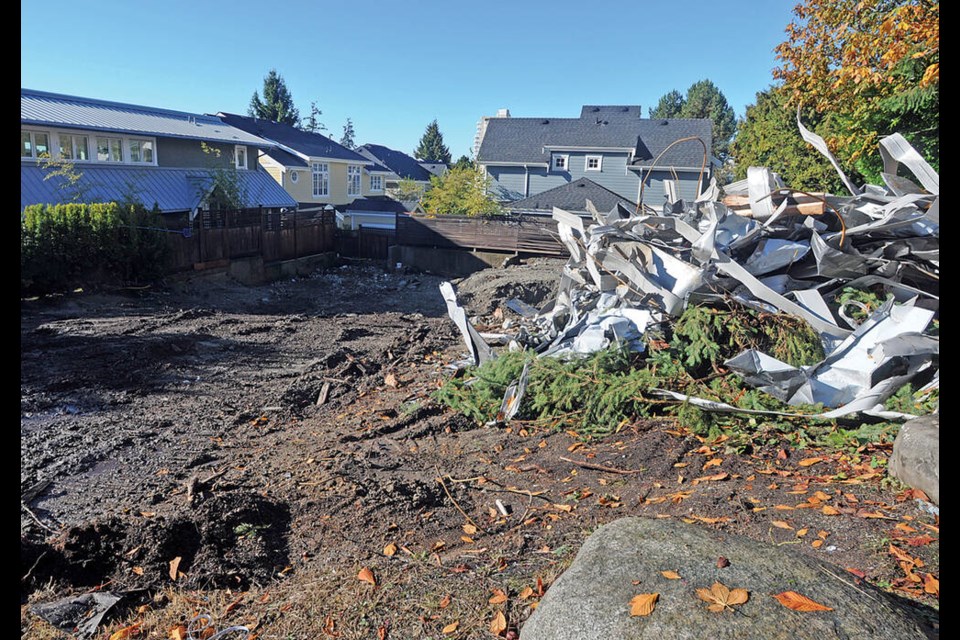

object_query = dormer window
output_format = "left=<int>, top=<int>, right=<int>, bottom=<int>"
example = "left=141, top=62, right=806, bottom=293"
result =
left=552, top=154, right=569, bottom=171
left=585, top=155, right=602, bottom=171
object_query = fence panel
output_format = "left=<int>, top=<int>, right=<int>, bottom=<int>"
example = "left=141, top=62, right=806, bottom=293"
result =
left=396, top=213, right=567, bottom=256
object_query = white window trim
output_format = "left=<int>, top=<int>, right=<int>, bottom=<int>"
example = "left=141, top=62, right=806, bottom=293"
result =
left=312, top=162, right=330, bottom=198
left=234, top=145, right=248, bottom=170
left=347, top=164, right=362, bottom=196
left=21, top=127, right=158, bottom=166
left=290, top=170, right=299, bottom=183
left=585, top=155, right=603, bottom=171
left=95, top=135, right=124, bottom=163
left=370, top=175, right=383, bottom=192
left=552, top=153, right=569, bottom=172
left=21, top=129, right=51, bottom=159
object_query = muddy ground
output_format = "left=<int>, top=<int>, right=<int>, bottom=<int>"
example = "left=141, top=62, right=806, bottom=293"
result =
left=21, top=261, right=938, bottom=639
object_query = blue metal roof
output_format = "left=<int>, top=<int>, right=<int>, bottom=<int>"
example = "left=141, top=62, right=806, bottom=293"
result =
left=21, top=165, right=296, bottom=212
left=21, top=89, right=269, bottom=146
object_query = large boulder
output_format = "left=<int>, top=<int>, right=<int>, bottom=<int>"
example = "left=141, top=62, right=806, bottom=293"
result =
left=889, top=414, right=939, bottom=505
left=521, top=517, right=932, bottom=640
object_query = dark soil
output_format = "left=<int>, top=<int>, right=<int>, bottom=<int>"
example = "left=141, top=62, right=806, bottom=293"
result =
left=20, top=261, right=939, bottom=638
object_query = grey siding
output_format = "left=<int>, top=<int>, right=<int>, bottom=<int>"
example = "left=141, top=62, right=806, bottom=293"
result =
left=156, top=138, right=259, bottom=170
left=487, top=166, right=527, bottom=201
left=639, top=169, right=705, bottom=208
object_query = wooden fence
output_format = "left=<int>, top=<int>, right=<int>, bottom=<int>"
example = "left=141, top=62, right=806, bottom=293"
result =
left=164, top=208, right=336, bottom=272
left=395, top=213, right=567, bottom=256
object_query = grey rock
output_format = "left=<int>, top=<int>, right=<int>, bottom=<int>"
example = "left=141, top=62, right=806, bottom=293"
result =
left=889, top=415, right=939, bottom=505
left=521, top=517, right=932, bottom=640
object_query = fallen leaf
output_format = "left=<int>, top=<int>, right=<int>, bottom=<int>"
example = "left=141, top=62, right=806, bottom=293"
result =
left=463, top=523, right=477, bottom=535
left=821, top=505, right=840, bottom=516
left=716, top=556, right=730, bottom=569
left=384, top=373, right=398, bottom=388
left=629, top=593, right=659, bottom=617
left=703, top=458, right=723, bottom=470
left=922, top=573, right=939, bottom=596
left=796, top=528, right=809, bottom=538
left=798, top=457, right=822, bottom=467
left=889, top=544, right=923, bottom=567
left=812, top=539, right=824, bottom=549
left=489, top=610, right=507, bottom=636
left=439, top=594, right=452, bottom=609
left=132, top=566, right=144, bottom=576
left=489, top=589, right=508, bottom=605
left=442, top=621, right=460, bottom=634
left=431, top=540, right=446, bottom=551
left=696, top=581, right=749, bottom=612
left=772, top=520, right=794, bottom=530
left=383, top=543, right=397, bottom=557
left=168, top=556, right=182, bottom=581
left=377, top=623, right=388, bottom=640
left=169, top=626, right=188, bottom=640
left=536, top=576, right=545, bottom=596
left=660, top=570, right=682, bottom=580
left=519, top=586, right=534, bottom=600
left=460, top=535, right=474, bottom=544
left=322, top=615, right=340, bottom=637
left=553, top=503, right=573, bottom=513
left=357, top=567, right=377, bottom=586
left=773, top=591, right=833, bottom=612
left=691, top=472, right=729, bottom=485
left=905, top=535, right=936, bottom=547
left=109, top=624, right=141, bottom=640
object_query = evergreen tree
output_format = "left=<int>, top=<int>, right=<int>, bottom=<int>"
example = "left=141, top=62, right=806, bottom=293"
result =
left=649, top=80, right=737, bottom=161
left=650, top=90, right=685, bottom=118
left=339, top=118, right=356, bottom=149
left=453, top=155, right=474, bottom=170
left=414, top=120, right=452, bottom=164
left=248, top=69, right=300, bottom=126
left=301, top=101, right=326, bottom=133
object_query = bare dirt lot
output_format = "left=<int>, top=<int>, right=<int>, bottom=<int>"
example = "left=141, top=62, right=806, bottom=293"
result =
left=21, top=262, right=938, bottom=639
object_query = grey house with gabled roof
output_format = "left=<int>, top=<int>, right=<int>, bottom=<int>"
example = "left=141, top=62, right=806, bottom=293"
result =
left=20, top=89, right=296, bottom=215
left=475, top=105, right=712, bottom=208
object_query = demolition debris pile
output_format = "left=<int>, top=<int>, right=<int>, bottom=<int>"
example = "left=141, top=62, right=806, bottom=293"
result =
left=440, top=127, right=939, bottom=430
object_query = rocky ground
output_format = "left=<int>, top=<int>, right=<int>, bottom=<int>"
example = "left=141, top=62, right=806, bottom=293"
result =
left=20, top=261, right=938, bottom=639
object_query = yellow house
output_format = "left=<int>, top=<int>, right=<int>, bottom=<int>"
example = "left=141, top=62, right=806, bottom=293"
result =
left=217, top=113, right=392, bottom=208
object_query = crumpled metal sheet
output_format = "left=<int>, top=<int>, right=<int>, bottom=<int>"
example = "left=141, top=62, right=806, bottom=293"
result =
left=439, top=127, right=938, bottom=421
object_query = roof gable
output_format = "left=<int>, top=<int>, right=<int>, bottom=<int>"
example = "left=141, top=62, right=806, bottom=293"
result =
left=218, top=113, right=371, bottom=163
left=508, top=177, right=634, bottom=213
left=21, top=89, right=268, bottom=146
left=356, top=144, right=434, bottom=181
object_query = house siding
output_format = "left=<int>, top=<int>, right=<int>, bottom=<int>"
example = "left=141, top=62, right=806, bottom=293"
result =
left=156, top=138, right=259, bottom=170
left=486, top=166, right=527, bottom=201
left=638, top=169, right=705, bottom=207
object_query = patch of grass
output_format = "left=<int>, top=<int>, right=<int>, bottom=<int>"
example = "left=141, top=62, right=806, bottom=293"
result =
left=884, top=383, right=939, bottom=416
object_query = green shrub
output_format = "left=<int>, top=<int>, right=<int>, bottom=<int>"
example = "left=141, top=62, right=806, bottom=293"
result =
left=21, top=202, right=169, bottom=294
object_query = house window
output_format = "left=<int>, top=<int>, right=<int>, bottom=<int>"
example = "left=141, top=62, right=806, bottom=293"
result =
left=21, top=130, right=50, bottom=158
left=585, top=155, right=602, bottom=171
left=235, top=146, right=248, bottom=170
left=370, top=175, right=383, bottom=192
left=347, top=165, right=361, bottom=196
left=58, top=133, right=89, bottom=161
left=312, top=162, right=329, bottom=197
left=552, top=154, right=569, bottom=171
left=96, top=136, right=124, bottom=162
left=290, top=171, right=299, bottom=183
left=129, top=139, right=154, bottom=164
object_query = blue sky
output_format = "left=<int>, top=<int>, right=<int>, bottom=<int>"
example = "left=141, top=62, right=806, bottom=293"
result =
left=21, top=0, right=796, bottom=158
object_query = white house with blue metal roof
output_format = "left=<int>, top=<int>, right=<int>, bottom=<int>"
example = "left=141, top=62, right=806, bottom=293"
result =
left=475, top=105, right=713, bottom=209
left=21, top=89, right=297, bottom=215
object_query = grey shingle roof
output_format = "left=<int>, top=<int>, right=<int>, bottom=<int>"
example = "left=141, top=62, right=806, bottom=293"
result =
left=219, top=113, right=371, bottom=163
left=356, top=144, right=433, bottom=181
left=580, top=105, right=642, bottom=119
left=263, top=147, right=308, bottom=167
left=477, top=107, right=711, bottom=168
left=508, top=178, right=634, bottom=213
left=21, top=89, right=269, bottom=146
left=21, top=164, right=296, bottom=212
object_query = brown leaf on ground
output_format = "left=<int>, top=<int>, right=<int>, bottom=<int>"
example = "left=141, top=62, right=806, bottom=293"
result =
left=703, top=458, right=723, bottom=470
left=357, top=567, right=377, bottom=586
left=772, top=520, right=794, bottom=530
left=629, top=593, right=659, bottom=617
left=716, top=556, right=730, bottom=568
left=904, top=535, right=936, bottom=547
left=108, top=624, right=141, bottom=640
left=384, top=372, right=398, bottom=388
left=660, top=570, right=681, bottom=580
left=773, top=591, right=834, bottom=612
left=489, top=611, right=507, bottom=636
left=383, top=543, right=397, bottom=557
left=439, top=594, right=451, bottom=609
left=168, top=556, right=182, bottom=581
left=462, top=523, right=477, bottom=535
left=519, top=586, right=534, bottom=600
left=696, top=581, right=749, bottom=612
left=322, top=615, right=340, bottom=637
left=798, top=457, right=823, bottom=467
left=923, top=573, right=939, bottom=597
left=889, top=544, right=923, bottom=567
left=489, top=589, right=508, bottom=605
left=169, top=626, right=188, bottom=640
left=821, top=505, right=840, bottom=515
left=442, top=621, right=459, bottom=634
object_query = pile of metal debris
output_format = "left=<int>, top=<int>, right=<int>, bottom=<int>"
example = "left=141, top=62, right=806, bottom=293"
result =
left=441, top=125, right=938, bottom=422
